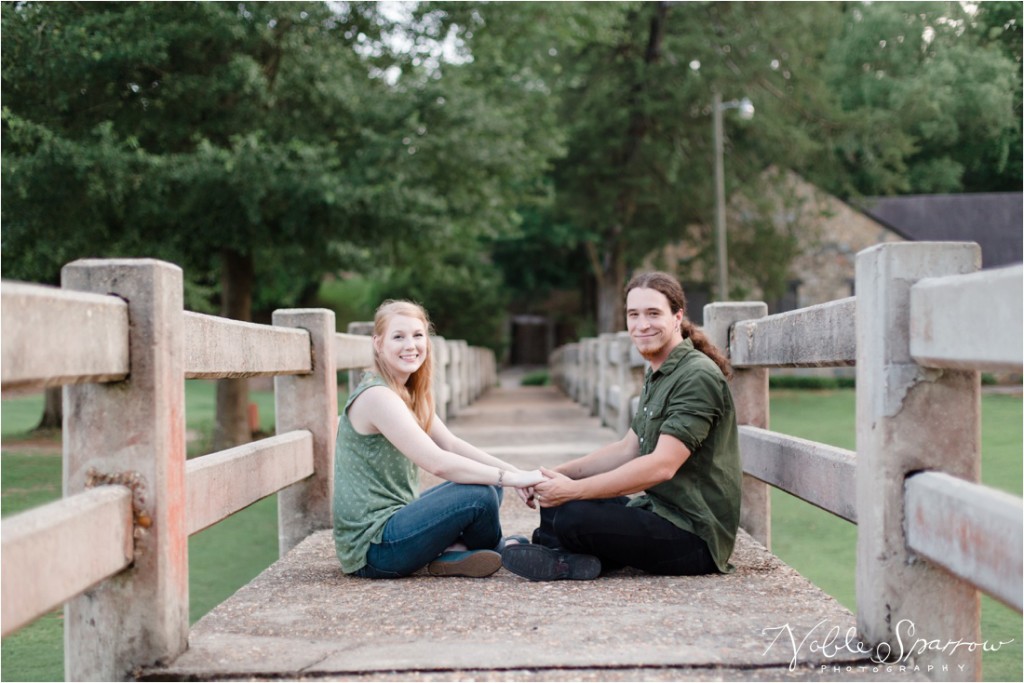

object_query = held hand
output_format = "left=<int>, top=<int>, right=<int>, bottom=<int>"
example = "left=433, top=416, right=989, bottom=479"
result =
left=533, top=467, right=580, bottom=508
left=508, top=468, right=546, bottom=489
left=516, top=486, right=536, bottom=509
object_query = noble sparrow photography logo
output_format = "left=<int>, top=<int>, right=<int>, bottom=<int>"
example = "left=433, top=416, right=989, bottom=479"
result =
left=762, top=618, right=1015, bottom=674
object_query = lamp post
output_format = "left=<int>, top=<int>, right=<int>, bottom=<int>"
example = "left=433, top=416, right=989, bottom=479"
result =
left=712, top=92, right=754, bottom=301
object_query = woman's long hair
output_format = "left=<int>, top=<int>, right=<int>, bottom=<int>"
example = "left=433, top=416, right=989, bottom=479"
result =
left=624, top=272, right=733, bottom=378
left=372, top=300, right=436, bottom=431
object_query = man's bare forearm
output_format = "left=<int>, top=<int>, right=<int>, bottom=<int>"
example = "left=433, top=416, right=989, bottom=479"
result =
left=555, top=433, right=638, bottom=479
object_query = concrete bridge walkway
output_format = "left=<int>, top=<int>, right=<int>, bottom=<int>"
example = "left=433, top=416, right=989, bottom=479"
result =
left=144, top=372, right=881, bottom=681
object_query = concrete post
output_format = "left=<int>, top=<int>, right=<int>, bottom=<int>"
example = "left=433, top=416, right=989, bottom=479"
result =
left=458, top=340, right=470, bottom=410
left=274, top=309, right=338, bottom=555
left=596, top=333, right=616, bottom=428
left=612, top=332, right=634, bottom=435
left=470, top=347, right=481, bottom=400
left=446, top=340, right=461, bottom=418
left=583, top=338, right=599, bottom=414
left=564, top=343, right=579, bottom=401
left=705, top=302, right=771, bottom=549
left=346, top=321, right=375, bottom=394
left=856, top=242, right=982, bottom=680
left=575, top=341, right=589, bottom=408
left=61, top=259, right=188, bottom=681
left=432, top=336, right=449, bottom=422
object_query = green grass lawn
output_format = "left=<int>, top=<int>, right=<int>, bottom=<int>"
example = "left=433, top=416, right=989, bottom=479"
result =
left=769, top=389, right=1023, bottom=682
left=1, top=386, right=1021, bottom=681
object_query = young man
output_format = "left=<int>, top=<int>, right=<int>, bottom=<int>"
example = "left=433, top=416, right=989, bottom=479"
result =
left=501, top=272, right=742, bottom=581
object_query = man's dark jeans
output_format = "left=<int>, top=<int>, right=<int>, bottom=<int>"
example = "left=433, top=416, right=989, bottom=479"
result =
left=534, top=497, right=717, bottom=576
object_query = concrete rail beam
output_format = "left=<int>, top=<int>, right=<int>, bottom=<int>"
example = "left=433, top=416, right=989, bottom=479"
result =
left=905, top=471, right=1023, bottom=612
left=1, top=282, right=129, bottom=391
left=1, top=486, right=133, bottom=637
left=334, top=332, right=374, bottom=371
left=186, top=431, right=314, bottom=536
left=910, top=264, right=1024, bottom=372
left=184, top=312, right=311, bottom=378
left=731, top=297, right=856, bottom=368
left=739, top=426, right=857, bottom=523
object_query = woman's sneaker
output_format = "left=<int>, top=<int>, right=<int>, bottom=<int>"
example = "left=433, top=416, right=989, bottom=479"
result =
left=427, top=549, right=502, bottom=578
left=496, top=534, right=530, bottom=552
left=501, top=543, right=601, bottom=581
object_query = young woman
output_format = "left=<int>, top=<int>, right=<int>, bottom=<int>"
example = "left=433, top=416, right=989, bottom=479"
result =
left=333, top=300, right=544, bottom=579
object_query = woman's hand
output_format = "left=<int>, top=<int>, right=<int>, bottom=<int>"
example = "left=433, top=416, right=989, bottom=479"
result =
left=517, top=485, right=537, bottom=509
left=507, top=468, right=546, bottom=489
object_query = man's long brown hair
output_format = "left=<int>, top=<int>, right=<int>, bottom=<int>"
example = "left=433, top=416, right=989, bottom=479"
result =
left=625, top=272, right=732, bottom=378
left=372, top=300, right=436, bottom=431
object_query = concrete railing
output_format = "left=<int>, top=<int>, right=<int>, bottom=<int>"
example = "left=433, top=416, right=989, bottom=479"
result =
left=0, top=258, right=497, bottom=681
left=549, top=242, right=1023, bottom=681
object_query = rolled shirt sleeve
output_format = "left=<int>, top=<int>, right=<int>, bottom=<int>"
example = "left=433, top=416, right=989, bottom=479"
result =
left=658, top=367, right=724, bottom=454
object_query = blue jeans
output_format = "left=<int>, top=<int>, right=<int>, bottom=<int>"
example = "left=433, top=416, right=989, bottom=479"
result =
left=354, top=482, right=504, bottom=579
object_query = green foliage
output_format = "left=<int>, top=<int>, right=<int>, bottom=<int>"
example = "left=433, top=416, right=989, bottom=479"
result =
left=519, top=370, right=551, bottom=386
left=820, top=2, right=1021, bottom=196
left=2, top=2, right=378, bottom=297
left=373, top=242, right=510, bottom=353
left=0, top=393, right=45, bottom=439
left=768, top=374, right=856, bottom=390
left=315, top=276, right=379, bottom=331
left=3, top=0, right=1020, bottom=348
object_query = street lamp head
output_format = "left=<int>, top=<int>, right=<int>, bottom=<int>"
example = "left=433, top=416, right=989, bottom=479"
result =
left=737, top=97, right=755, bottom=120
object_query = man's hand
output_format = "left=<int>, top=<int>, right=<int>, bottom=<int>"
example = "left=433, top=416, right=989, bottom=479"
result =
left=533, top=467, right=582, bottom=507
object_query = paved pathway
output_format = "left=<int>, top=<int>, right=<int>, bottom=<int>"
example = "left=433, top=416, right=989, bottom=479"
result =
left=144, top=378, right=892, bottom=681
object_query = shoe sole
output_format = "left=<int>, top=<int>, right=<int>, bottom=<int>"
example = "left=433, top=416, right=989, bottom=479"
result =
left=501, top=544, right=601, bottom=581
left=427, top=550, right=502, bottom=578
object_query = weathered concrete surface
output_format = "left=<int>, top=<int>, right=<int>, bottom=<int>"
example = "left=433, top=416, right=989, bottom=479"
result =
left=144, top=379, right=893, bottom=682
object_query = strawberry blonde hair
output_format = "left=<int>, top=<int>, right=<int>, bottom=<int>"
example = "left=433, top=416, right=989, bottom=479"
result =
left=372, top=300, right=436, bottom=431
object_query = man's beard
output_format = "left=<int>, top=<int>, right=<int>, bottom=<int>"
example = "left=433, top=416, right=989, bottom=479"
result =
left=635, top=337, right=670, bottom=361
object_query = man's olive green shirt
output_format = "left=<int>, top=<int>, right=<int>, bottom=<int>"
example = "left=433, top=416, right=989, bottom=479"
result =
left=627, top=338, right=742, bottom=572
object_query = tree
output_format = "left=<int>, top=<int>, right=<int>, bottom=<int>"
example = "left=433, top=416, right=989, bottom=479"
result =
left=474, top=1, right=1020, bottom=332
left=820, top=1, right=1021, bottom=196
left=965, top=1, right=1022, bottom=191
left=3, top=1, right=569, bottom=436
left=546, top=1, right=847, bottom=330
left=2, top=2, right=392, bottom=447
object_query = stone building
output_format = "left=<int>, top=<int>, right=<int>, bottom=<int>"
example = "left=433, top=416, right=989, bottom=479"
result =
left=648, top=169, right=905, bottom=324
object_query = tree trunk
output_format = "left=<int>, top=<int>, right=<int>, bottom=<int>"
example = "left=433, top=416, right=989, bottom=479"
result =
left=587, top=241, right=627, bottom=334
left=213, top=249, right=254, bottom=452
left=589, top=3, right=667, bottom=334
left=35, top=386, right=63, bottom=431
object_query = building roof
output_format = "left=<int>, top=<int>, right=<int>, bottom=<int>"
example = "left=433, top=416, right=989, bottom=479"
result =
left=856, top=193, right=1023, bottom=269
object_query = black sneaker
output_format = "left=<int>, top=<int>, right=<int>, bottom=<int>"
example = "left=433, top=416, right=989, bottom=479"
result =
left=501, top=543, right=601, bottom=581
